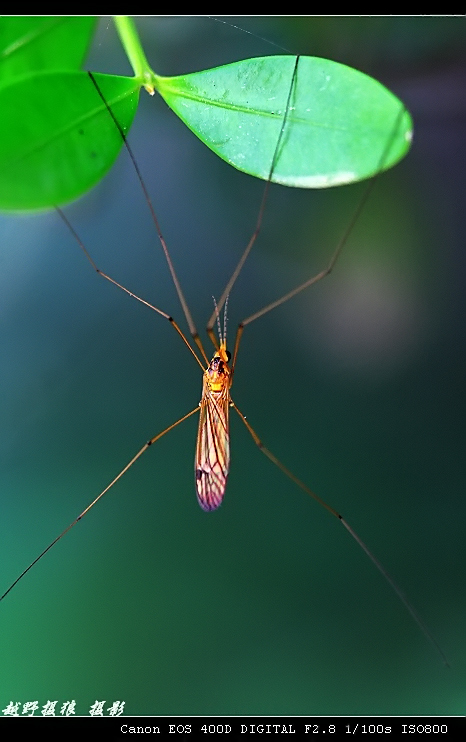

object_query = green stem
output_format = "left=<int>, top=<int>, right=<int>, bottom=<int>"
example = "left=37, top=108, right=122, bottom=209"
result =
left=113, top=15, right=157, bottom=94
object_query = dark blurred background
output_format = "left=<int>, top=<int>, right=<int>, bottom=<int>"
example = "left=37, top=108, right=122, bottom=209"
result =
left=0, top=16, right=465, bottom=715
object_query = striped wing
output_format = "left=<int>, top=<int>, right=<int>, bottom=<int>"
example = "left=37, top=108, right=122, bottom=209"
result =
left=195, top=387, right=230, bottom=511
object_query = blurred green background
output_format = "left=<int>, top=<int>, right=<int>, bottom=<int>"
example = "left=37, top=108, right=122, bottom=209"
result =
left=0, top=17, right=465, bottom=716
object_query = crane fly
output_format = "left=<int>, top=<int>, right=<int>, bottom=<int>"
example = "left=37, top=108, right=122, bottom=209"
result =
left=0, top=46, right=447, bottom=666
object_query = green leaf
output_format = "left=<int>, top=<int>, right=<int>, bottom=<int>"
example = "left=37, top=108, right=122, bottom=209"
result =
left=0, top=17, right=97, bottom=82
left=0, top=70, right=140, bottom=211
left=0, top=49, right=412, bottom=213
left=155, top=55, right=412, bottom=188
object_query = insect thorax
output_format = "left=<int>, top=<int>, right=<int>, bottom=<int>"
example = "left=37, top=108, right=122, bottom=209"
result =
left=204, top=353, right=232, bottom=394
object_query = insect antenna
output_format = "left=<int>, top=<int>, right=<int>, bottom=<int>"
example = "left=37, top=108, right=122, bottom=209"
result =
left=211, top=294, right=229, bottom=349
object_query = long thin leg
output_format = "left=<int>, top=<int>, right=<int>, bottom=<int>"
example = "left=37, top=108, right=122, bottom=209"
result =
left=231, top=400, right=449, bottom=666
left=206, top=56, right=301, bottom=349
left=0, top=406, right=200, bottom=602
left=230, top=175, right=377, bottom=371
left=87, top=73, right=209, bottom=366
left=195, top=49, right=406, bottom=372
left=57, top=208, right=207, bottom=370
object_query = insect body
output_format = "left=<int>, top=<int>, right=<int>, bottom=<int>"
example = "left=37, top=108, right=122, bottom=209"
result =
left=196, top=341, right=232, bottom=511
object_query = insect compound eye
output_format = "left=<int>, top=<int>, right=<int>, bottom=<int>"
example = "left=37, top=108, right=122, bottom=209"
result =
left=226, top=350, right=231, bottom=362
